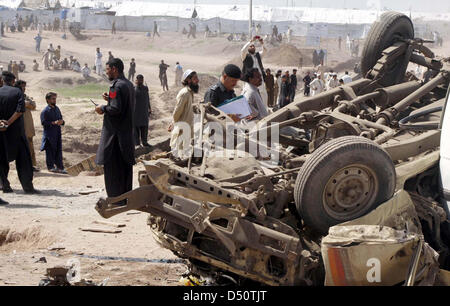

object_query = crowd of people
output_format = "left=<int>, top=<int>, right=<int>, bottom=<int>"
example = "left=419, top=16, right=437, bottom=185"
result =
left=0, top=57, right=152, bottom=206
left=1, top=14, right=67, bottom=36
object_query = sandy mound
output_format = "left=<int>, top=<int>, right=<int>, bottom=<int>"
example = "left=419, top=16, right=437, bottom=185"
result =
left=265, top=44, right=313, bottom=67
left=330, top=57, right=360, bottom=73
left=0, top=226, right=56, bottom=252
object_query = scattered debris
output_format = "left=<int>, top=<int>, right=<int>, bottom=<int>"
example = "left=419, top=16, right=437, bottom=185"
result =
left=79, top=227, right=122, bottom=234
left=35, top=257, right=47, bottom=263
left=92, top=220, right=126, bottom=228
left=47, top=244, right=65, bottom=251
left=4, top=281, right=17, bottom=285
left=79, top=189, right=102, bottom=195
left=39, top=262, right=108, bottom=286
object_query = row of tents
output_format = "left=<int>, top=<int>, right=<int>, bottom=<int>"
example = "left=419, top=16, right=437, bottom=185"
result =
left=0, top=1, right=449, bottom=23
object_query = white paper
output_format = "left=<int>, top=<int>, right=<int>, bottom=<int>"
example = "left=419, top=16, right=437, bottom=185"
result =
left=217, top=96, right=252, bottom=119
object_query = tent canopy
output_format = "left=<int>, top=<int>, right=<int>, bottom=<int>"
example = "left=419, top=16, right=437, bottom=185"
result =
left=106, top=2, right=450, bottom=23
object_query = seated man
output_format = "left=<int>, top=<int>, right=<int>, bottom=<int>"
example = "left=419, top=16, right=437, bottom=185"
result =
left=32, top=59, right=39, bottom=71
left=71, top=59, right=81, bottom=72
left=61, top=58, right=69, bottom=69
left=81, top=63, right=90, bottom=78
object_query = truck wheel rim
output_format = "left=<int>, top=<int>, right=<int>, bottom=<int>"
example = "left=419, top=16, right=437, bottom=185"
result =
left=323, top=164, right=379, bottom=220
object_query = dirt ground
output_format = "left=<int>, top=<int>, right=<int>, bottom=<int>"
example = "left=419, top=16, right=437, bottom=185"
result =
left=0, top=27, right=448, bottom=286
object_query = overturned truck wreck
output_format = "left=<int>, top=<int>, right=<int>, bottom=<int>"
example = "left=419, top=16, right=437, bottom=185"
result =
left=96, top=12, right=450, bottom=285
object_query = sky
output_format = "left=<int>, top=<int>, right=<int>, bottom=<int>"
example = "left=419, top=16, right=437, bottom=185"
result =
left=141, top=0, right=450, bottom=13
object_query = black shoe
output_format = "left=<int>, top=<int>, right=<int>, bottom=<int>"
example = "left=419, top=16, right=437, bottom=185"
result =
left=24, top=188, right=41, bottom=194
left=2, top=185, right=13, bottom=193
left=142, top=143, right=151, bottom=147
left=0, top=198, right=8, bottom=205
left=32, top=167, right=40, bottom=172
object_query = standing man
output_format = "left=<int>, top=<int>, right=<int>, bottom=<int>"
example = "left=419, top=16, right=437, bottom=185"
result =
left=278, top=74, right=292, bottom=108
left=290, top=69, right=298, bottom=102
left=0, top=71, right=38, bottom=194
left=95, top=58, right=135, bottom=203
left=95, top=47, right=103, bottom=75
left=42, top=49, right=51, bottom=70
left=34, top=33, right=42, bottom=53
left=170, top=69, right=199, bottom=159
left=174, top=62, right=183, bottom=87
left=111, top=20, right=116, bottom=34
left=128, top=58, right=136, bottom=82
left=0, top=75, right=9, bottom=205
left=204, top=64, right=241, bottom=107
left=242, top=68, right=268, bottom=120
left=338, top=36, right=342, bottom=50
left=40, top=92, right=67, bottom=174
left=54, top=45, right=61, bottom=61
left=341, top=71, right=353, bottom=84
left=159, top=60, right=169, bottom=91
left=274, top=70, right=282, bottom=107
left=11, top=61, right=19, bottom=80
left=327, top=73, right=339, bottom=90
left=241, top=36, right=268, bottom=109
left=310, top=74, right=325, bottom=96
left=153, top=21, right=160, bottom=38
left=108, top=51, right=114, bottom=62
left=303, top=71, right=311, bottom=97
left=264, top=68, right=275, bottom=108
left=133, top=74, right=151, bottom=147
left=14, top=80, right=39, bottom=172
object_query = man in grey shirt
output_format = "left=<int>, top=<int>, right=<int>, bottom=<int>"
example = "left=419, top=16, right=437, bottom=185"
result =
left=242, top=68, right=268, bottom=120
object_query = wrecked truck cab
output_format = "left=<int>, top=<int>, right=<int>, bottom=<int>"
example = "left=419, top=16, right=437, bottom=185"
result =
left=96, top=12, right=450, bottom=285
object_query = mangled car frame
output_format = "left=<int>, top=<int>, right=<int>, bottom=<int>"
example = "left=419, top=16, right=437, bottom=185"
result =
left=96, top=12, right=450, bottom=286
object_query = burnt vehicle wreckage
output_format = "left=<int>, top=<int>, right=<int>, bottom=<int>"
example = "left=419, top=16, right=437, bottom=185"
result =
left=96, top=12, right=450, bottom=285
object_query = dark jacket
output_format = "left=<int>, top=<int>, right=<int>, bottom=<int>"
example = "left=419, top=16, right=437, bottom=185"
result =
left=242, top=53, right=266, bottom=81
left=278, top=82, right=292, bottom=108
left=133, top=85, right=150, bottom=127
left=40, top=105, right=63, bottom=151
left=129, top=62, right=136, bottom=74
left=203, top=82, right=236, bottom=107
left=0, top=85, right=26, bottom=161
left=96, top=75, right=136, bottom=165
left=290, top=74, right=298, bottom=88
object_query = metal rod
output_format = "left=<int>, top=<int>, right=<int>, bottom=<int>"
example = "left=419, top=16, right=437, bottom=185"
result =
left=249, top=0, right=253, bottom=36
left=377, top=73, right=447, bottom=125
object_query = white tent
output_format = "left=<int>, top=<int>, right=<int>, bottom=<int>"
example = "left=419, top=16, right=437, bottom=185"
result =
left=106, top=2, right=450, bottom=23
left=0, top=0, right=26, bottom=9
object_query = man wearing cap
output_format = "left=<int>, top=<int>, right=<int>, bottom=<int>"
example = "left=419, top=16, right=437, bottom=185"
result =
left=170, top=69, right=199, bottom=159
left=204, top=64, right=240, bottom=108
left=133, top=74, right=151, bottom=147
left=241, top=36, right=268, bottom=109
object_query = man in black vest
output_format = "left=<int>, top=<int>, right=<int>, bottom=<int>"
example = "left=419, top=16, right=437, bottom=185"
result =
left=95, top=58, right=135, bottom=204
left=241, top=36, right=268, bottom=110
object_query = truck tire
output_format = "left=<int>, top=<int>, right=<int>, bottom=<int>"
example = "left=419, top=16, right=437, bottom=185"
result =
left=361, top=12, right=414, bottom=86
left=294, top=136, right=396, bottom=235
